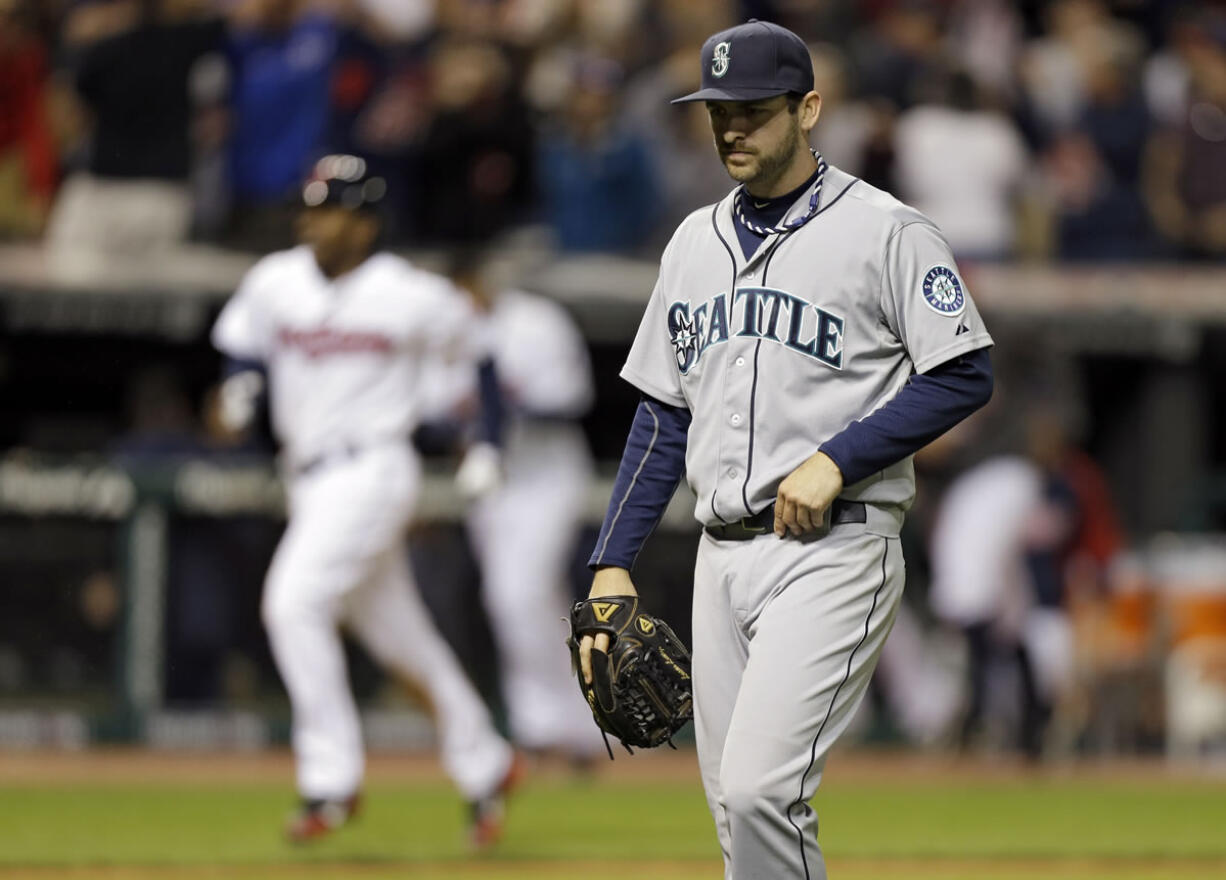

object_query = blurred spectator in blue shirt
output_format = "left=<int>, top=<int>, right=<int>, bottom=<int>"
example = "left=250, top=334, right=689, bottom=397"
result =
left=223, top=0, right=340, bottom=250
left=538, top=54, right=659, bottom=254
left=1044, top=36, right=1162, bottom=261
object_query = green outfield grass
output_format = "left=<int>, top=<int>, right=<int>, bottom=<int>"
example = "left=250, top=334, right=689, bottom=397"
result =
left=2, top=754, right=1226, bottom=879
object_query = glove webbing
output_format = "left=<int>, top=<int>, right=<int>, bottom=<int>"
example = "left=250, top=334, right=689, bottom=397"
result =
left=605, top=652, right=686, bottom=757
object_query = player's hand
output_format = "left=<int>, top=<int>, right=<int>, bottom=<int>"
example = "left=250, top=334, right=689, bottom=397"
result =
left=216, top=370, right=264, bottom=434
left=580, top=567, right=638, bottom=685
left=455, top=442, right=503, bottom=499
left=774, top=451, right=844, bottom=537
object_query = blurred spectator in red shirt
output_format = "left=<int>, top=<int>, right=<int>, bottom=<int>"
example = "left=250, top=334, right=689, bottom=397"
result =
left=0, top=0, right=57, bottom=238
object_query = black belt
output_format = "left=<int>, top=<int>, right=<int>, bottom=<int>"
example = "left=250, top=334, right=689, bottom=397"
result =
left=294, top=438, right=412, bottom=477
left=704, top=499, right=866, bottom=541
left=294, top=443, right=364, bottom=477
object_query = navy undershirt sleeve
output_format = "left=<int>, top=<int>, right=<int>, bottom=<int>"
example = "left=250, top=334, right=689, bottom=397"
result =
left=589, top=396, right=691, bottom=571
left=475, top=357, right=504, bottom=447
left=222, top=356, right=265, bottom=378
left=819, top=347, right=994, bottom=486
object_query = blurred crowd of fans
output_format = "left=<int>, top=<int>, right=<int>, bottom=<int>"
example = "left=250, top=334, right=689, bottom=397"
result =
left=2, top=0, right=1226, bottom=262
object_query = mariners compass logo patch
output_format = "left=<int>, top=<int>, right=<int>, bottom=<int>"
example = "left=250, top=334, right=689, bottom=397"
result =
left=670, top=311, right=699, bottom=367
left=711, top=41, right=731, bottom=78
left=921, top=265, right=966, bottom=316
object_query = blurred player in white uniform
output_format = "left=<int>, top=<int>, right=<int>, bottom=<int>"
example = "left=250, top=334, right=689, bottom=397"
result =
left=431, top=254, right=605, bottom=761
left=211, top=156, right=517, bottom=847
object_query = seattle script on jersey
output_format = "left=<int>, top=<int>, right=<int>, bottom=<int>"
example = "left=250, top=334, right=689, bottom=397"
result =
left=669, top=286, right=844, bottom=374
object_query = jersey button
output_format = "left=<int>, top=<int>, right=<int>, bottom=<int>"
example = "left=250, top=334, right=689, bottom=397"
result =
left=730, top=413, right=742, bottom=426
left=727, top=468, right=739, bottom=479
left=735, top=356, right=746, bottom=367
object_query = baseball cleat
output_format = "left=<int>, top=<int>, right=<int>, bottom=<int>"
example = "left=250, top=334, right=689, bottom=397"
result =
left=285, top=793, right=361, bottom=843
left=467, top=754, right=525, bottom=851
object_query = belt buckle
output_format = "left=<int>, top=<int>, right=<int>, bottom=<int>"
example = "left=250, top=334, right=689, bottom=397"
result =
left=740, top=515, right=767, bottom=534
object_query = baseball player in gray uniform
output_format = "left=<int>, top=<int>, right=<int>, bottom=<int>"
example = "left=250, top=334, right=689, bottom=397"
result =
left=577, top=21, right=994, bottom=879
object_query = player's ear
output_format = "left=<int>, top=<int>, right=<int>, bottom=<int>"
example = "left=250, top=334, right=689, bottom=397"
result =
left=800, top=90, right=822, bottom=132
left=355, top=213, right=381, bottom=251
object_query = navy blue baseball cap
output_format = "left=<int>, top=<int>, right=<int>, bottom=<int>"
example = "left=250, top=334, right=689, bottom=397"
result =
left=672, top=19, right=814, bottom=104
left=302, top=154, right=387, bottom=212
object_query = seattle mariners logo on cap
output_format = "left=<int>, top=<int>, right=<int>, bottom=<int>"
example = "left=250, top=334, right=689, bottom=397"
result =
left=921, top=266, right=966, bottom=316
left=673, top=21, right=813, bottom=104
left=711, top=41, right=731, bottom=78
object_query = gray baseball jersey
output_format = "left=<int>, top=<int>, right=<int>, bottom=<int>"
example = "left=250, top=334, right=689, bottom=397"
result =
left=622, top=163, right=993, bottom=527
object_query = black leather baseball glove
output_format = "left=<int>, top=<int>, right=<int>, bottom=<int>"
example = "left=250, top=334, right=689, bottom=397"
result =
left=567, top=595, right=694, bottom=757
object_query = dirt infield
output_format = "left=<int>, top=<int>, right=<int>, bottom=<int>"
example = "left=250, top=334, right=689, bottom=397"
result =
left=10, top=857, right=1226, bottom=880
left=2, top=745, right=1222, bottom=786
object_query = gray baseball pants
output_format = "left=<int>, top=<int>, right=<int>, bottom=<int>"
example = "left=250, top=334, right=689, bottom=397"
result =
left=692, top=523, right=905, bottom=880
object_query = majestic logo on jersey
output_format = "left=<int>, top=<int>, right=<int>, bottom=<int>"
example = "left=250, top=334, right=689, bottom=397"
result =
left=921, top=266, right=965, bottom=316
left=277, top=327, right=394, bottom=358
left=711, top=41, right=731, bottom=78
left=668, top=287, right=844, bottom=374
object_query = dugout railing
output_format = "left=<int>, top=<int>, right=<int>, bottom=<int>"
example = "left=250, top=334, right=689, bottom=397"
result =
left=0, top=450, right=699, bottom=745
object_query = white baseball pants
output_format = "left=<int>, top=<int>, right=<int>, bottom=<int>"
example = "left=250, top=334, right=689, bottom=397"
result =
left=692, top=524, right=904, bottom=880
left=262, top=444, right=512, bottom=801
left=466, top=426, right=604, bottom=756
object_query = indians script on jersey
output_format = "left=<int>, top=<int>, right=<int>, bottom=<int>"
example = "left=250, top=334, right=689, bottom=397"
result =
left=277, top=326, right=395, bottom=358
left=669, top=287, right=844, bottom=374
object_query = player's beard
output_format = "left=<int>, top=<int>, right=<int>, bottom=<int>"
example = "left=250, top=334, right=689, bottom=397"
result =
left=722, top=122, right=804, bottom=192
